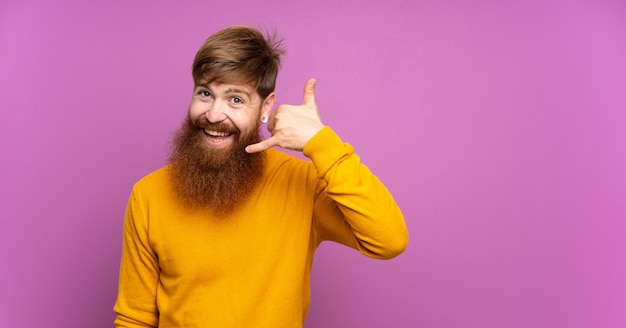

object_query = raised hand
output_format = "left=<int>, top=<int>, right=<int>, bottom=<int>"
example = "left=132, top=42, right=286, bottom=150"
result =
left=246, top=78, right=324, bottom=153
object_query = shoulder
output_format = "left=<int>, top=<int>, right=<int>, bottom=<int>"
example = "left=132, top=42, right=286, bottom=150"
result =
left=265, top=148, right=312, bottom=172
left=135, top=166, right=170, bottom=187
left=131, top=166, right=174, bottom=199
left=262, top=149, right=322, bottom=186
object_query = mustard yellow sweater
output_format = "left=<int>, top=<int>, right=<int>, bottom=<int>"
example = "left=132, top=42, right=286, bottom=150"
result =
left=114, top=127, right=408, bottom=327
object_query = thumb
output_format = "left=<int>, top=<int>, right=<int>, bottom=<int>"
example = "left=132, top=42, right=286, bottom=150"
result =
left=302, top=78, right=316, bottom=106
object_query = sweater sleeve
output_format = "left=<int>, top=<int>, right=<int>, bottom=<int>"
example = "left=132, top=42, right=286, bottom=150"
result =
left=304, top=127, right=408, bottom=260
left=113, top=189, right=160, bottom=327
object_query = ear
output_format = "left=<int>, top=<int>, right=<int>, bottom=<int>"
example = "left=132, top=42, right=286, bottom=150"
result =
left=261, top=92, right=276, bottom=118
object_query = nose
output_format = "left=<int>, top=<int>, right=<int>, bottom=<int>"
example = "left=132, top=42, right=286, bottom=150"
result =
left=204, top=100, right=227, bottom=123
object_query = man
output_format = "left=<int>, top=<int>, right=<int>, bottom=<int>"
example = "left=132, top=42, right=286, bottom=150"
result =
left=114, top=25, right=408, bottom=327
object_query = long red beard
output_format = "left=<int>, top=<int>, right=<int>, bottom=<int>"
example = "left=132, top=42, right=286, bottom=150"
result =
left=167, top=114, right=265, bottom=217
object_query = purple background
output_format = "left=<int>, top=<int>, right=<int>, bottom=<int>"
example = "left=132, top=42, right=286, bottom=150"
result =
left=1, top=0, right=625, bottom=327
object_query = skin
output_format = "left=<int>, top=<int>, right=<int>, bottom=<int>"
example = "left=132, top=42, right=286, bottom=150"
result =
left=190, top=81, right=273, bottom=150
left=247, top=78, right=325, bottom=153
left=189, top=78, right=324, bottom=154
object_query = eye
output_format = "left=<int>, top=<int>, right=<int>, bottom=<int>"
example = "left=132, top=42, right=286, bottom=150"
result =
left=230, top=97, right=245, bottom=107
left=201, top=91, right=211, bottom=97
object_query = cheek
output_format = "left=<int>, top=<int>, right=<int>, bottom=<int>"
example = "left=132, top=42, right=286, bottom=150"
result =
left=232, top=110, right=261, bottom=132
left=188, top=101, right=205, bottom=120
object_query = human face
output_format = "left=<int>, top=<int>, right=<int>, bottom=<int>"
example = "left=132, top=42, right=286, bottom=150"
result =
left=189, top=82, right=274, bottom=151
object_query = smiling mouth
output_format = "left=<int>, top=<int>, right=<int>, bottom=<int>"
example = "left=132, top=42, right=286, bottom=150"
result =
left=204, top=129, right=231, bottom=137
left=203, top=129, right=235, bottom=145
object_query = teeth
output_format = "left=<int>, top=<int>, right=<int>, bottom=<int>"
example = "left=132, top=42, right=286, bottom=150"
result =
left=204, top=129, right=229, bottom=137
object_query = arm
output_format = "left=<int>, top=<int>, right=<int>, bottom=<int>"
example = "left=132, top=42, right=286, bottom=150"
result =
left=306, top=127, right=408, bottom=259
left=246, top=78, right=407, bottom=259
left=113, top=190, right=160, bottom=327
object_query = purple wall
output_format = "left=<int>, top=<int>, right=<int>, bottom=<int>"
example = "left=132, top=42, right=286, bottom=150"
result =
left=1, top=0, right=625, bottom=327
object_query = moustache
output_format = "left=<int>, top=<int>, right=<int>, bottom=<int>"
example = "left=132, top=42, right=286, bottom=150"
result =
left=194, top=115, right=240, bottom=135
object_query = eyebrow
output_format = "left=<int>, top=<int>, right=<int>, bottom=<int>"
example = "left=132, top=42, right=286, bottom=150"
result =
left=224, top=88, right=251, bottom=99
left=196, top=84, right=252, bottom=100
